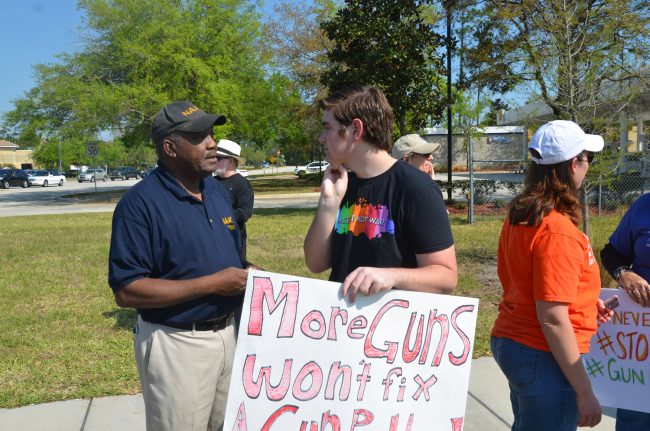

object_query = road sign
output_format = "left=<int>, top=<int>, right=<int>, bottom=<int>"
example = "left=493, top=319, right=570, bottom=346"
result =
left=86, top=141, right=99, bottom=157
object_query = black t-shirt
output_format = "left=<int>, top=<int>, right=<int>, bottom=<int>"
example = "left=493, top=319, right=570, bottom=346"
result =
left=329, top=161, right=454, bottom=282
left=216, top=173, right=254, bottom=231
left=216, top=173, right=254, bottom=257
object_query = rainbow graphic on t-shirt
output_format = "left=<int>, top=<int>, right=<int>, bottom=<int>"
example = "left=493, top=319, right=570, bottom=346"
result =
left=334, top=198, right=395, bottom=239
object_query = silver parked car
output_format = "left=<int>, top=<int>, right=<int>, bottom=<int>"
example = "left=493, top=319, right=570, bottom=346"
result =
left=77, top=168, right=108, bottom=183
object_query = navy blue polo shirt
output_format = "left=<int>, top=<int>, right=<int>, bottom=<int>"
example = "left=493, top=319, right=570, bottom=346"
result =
left=108, top=165, right=244, bottom=325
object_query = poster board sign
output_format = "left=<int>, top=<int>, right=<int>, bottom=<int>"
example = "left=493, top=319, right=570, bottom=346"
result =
left=585, top=288, right=650, bottom=413
left=224, top=270, right=479, bottom=430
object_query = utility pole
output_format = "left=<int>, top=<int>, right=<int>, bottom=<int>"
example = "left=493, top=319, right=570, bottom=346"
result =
left=445, top=1, right=455, bottom=202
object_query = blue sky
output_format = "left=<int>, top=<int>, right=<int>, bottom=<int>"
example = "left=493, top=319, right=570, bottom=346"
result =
left=0, top=1, right=85, bottom=116
left=0, top=0, right=287, bottom=118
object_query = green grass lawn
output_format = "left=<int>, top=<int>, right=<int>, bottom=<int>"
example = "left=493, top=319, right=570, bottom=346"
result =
left=0, top=210, right=622, bottom=407
left=248, top=174, right=322, bottom=194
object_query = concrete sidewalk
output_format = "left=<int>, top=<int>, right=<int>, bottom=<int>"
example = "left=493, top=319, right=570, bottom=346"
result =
left=0, top=357, right=616, bottom=431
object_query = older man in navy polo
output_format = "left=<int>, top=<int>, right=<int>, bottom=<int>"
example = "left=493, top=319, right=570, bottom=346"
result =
left=108, top=101, right=248, bottom=431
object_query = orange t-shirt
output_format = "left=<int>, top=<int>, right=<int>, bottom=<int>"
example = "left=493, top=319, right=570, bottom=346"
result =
left=491, top=210, right=601, bottom=353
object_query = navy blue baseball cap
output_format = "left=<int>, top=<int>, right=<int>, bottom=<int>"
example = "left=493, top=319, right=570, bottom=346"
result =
left=151, top=101, right=226, bottom=142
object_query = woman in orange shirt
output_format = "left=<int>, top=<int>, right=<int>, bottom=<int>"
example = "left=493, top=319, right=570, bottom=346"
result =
left=491, top=120, right=612, bottom=431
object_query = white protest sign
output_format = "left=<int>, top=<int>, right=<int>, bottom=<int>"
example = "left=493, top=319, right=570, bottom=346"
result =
left=585, top=288, right=650, bottom=413
left=224, top=270, right=479, bottom=431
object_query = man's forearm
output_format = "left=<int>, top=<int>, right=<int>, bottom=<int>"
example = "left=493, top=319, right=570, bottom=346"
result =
left=395, top=245, right=457, bottom=293
left=391, top=265, right=457, bottom=294
left=114, top=268, right=247, bottom=309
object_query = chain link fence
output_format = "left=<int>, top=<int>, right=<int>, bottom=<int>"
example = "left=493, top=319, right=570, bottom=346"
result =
left=584, top=152, right=650, bottom=215
left=441, top=150, right=650, bottom=223
left=424, top=128, right=649, bottom=222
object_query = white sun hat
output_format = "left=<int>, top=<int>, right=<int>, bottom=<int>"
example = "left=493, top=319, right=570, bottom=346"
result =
left=216, top=139, right=246, bottom=164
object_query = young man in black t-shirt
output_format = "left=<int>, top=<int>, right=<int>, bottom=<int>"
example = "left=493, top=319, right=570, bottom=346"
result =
left=304, top=86, right=457, bottom=302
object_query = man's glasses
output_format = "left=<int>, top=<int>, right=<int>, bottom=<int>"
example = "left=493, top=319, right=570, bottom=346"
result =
left=216, top=156, right=229, bottom=162
left=411, top=152, right=432, bottom=158
left=577, top=152, right=595, bottom=164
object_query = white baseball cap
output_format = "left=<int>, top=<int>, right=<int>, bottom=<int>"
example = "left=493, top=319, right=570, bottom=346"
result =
left=528, top=120, right=604, bottom=165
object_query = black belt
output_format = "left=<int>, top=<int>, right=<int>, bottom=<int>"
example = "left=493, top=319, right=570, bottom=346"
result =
left=161, top=313, right=233, bottom=332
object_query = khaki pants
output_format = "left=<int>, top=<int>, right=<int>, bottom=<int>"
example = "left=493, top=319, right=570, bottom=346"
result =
left=134, top=315, right=236, bottom=431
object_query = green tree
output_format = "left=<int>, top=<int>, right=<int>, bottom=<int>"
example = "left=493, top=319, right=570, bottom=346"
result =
left=483, top=98, right=509, bottom=126
left=452, top=88, right=489, bottom=169
left=95, top=141, right=127, bottom=168
left=266, top=0, right=339, bottom=102
left=264, top=0, right=339, bottom=163
left=465, top=0, right=650, bottom=126
left=320, top=0, right=446, bottom=135
left=240, top=145, right=267, bottom=167
left=30, top=137, right=123, bottom=170
left=2, top=0, right=301, bottom=154
left=31, top=139, right=62, bottom=169
left=123, top=144, right=157, bottom=169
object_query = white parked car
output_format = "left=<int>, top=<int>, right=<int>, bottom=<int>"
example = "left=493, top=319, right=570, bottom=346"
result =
left=28, top=170, right=66, bottom=187
left=236, top=169, right=249, bottom=177
left=294, top=161, right=329, bottom=176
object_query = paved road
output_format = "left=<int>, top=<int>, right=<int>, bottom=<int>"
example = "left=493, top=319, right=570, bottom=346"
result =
left=0, top=177, right=135, bottom=217
left=0, top=170, right=522, bottom=217
left=0, top=167, right=309, bottom=217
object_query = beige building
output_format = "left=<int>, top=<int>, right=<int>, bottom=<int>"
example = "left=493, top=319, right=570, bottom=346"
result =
left=0, top=140, right=34, bottom=168
left=421, top=126, right=527, bottom=171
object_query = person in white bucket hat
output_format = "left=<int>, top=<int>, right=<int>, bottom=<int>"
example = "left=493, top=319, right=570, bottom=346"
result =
left=215, top=138, right=246, bottom=165
left=214, top=139, right=254, bottom=261
left=491, top=120, right=612, bottom=431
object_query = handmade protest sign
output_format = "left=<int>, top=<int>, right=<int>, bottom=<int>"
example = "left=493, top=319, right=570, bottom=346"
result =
left=585, top=288, right=650, bottom=413
left=224, top=270, right=479, bottom=431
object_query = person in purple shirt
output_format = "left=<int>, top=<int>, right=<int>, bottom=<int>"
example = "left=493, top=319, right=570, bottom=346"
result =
left=600, top=192, right=650, bottom=430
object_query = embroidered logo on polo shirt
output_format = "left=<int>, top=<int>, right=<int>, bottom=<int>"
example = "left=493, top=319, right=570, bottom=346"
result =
left=222, top=216, right=236, bottom=231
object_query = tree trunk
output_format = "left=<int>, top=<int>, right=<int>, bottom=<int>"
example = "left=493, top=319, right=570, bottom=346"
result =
left=398, top=115, right=407, bottom=137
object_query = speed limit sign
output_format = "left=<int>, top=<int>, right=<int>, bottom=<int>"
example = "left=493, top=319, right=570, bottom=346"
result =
left=86, top=141, right=99, bottom=157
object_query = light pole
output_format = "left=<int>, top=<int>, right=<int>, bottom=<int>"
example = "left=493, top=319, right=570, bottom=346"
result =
left=444, top=1, right=457, bottom=202
left=58, top=141, right=62, bottom=173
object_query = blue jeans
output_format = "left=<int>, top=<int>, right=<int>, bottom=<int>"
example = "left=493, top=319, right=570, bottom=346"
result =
left=616, top=409, right=650, bottom=431
left=491, top=336, right=579, bottom=431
